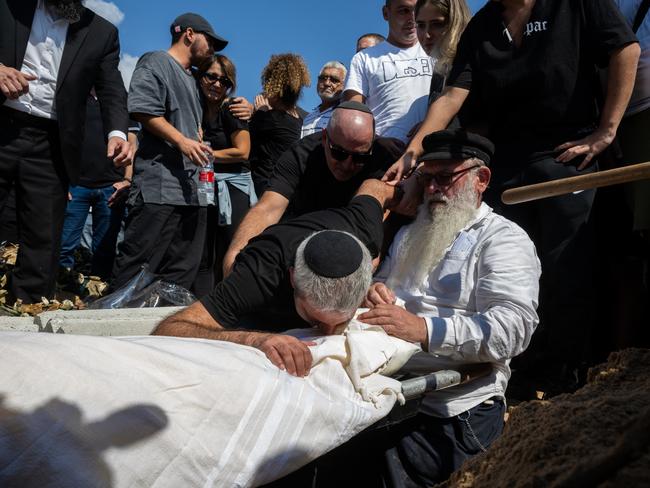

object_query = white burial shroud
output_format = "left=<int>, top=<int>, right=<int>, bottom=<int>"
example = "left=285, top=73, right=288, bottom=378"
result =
left=0, top=319, right=419, bottom=487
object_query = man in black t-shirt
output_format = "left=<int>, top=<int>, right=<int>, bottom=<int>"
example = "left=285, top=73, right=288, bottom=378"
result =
left=59, top=94, right=138, bottom=280
left=154, top=179, right=399, bottom=377
left=223, top=101, right=394, bottom=275
left=387, top=0, right=641, bottom=384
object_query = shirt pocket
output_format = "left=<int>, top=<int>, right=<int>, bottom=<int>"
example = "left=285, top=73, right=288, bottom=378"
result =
left=431, top=231, right=476, bottom=300
left=431, top=255, right=466, bottom=300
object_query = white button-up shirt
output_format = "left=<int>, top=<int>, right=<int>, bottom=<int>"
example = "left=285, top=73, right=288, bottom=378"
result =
left=375, top=203, right=541, bottom=417
left=300, top=104, right=335, bottom=138
left=3, top=0, right=126, bottom=141
left=4, top=0, right=68, bottom=119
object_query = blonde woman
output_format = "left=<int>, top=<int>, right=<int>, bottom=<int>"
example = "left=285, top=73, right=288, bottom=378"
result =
left=415, top=0, right=471, bottom=100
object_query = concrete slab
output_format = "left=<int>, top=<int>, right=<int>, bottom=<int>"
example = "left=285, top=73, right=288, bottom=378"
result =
left=35, top=306, right=184, bottom=325
left=0, top=316, right=39, bottom=333
left=33, top=307, right=184, bottom=336
left=43, top=320, right=157, bottom=336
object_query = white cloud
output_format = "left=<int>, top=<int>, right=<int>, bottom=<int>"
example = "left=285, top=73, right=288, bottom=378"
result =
left=118, top=53, right=139, bottom=90
left=83, top=0, right=125, bottom=26
left=81, top=1, right=133, bottom=88
left=81, top=1, right=134, bottom=89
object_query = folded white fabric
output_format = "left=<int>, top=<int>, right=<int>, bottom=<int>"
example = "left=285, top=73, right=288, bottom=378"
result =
left=286, top=314, right=421, bottom=404
left=0, top=324, right=419, bottom=487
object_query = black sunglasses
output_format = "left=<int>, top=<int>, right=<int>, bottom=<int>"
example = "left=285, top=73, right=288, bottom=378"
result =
left=318, top=74, right=342, bottom=84
left=203, top=72, right=232, bottom=88
left=325, top=132, right=373, bottom=167
left=415, top=165, right=480, bottom=187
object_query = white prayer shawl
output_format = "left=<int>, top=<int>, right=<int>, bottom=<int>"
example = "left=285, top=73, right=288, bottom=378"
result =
left=0, top=322, right=418, bottom=487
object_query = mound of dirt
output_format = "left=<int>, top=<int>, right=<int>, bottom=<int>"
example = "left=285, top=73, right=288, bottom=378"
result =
left=445, top=348, right=650, bottom=487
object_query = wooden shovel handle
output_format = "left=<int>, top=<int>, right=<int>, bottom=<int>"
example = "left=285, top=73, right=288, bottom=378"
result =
left=501, top=162, right=650, bottom=205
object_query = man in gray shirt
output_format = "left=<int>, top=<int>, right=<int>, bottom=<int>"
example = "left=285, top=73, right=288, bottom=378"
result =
left=112, top=13, right=227, bottom=290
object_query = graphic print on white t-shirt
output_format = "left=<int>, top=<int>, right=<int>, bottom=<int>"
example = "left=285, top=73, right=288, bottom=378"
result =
left=345, top=41, right=434, bottom=142
left=383, top=57, right=433, bottom=81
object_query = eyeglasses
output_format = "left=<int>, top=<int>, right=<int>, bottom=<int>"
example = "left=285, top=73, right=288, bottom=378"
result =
left=414, top=165, right=480, bottom=187
left=318, top=74, right=342, bottom=84
left=325, top=132, right=373, bottom=167
left=203, top=72, right=232, bottom=88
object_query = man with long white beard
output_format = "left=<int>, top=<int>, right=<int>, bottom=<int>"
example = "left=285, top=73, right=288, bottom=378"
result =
left=358, top=129, right=542, bottom=487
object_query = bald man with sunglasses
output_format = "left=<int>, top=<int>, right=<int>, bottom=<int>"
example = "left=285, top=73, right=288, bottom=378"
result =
left=223, top=101, right=395, bottom=276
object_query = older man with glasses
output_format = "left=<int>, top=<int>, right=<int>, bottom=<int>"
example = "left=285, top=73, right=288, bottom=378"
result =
left=300, top=61, right=347, bottom=138
left=343, top=128, right=540, bottom=487
left=223, top=101, right=395, bottom=276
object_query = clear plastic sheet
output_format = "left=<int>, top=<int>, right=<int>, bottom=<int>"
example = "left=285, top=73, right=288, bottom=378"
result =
left=88, top=267, right=195, bottom=309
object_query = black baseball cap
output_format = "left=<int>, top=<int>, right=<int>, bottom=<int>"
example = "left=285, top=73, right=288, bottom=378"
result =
left=419, top=129, right=495, bottom=166
left=170, top=13, right=228, bottom=51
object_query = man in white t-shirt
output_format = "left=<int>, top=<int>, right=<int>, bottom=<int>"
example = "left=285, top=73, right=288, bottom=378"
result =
left=300, top=61, right=347, bottom=138
left=343, top=0, right=433, bottom=144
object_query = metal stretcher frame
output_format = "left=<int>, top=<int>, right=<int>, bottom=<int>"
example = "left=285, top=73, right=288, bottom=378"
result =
left=399, top=355, right=492, bottom=401
left=377, top=353, right=493, bottom=428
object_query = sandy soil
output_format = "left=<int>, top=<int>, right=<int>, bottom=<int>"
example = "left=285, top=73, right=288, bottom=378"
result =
left=444, top=348, right=650, bottom=487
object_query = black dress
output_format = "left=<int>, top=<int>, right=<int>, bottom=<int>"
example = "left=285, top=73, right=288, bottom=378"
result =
left=248, top=109, right=302, bottom=196
left=194, top=102, right=253, bottom=296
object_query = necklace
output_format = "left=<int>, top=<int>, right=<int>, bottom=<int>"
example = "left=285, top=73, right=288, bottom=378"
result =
left=500, top=2, right=535, bottom=46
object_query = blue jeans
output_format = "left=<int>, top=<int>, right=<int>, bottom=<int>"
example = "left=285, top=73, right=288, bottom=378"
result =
left=59, top=185, right=125, bottom=280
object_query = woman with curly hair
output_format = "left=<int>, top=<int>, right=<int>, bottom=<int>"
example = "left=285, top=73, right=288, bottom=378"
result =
left=249, top=53, right=310, bottom=196
left=193, top=54, right=255, bottom=295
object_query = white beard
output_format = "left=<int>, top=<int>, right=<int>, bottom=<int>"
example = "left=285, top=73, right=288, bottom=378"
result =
left=318, top=89, right=340, bottom=104
left=386, top=179, right=480, bottom=293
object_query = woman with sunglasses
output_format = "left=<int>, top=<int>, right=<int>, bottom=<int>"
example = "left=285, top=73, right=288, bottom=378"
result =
left=249, top=53, right=311, bottom=197
left=194, top=54, right=256, bottom=295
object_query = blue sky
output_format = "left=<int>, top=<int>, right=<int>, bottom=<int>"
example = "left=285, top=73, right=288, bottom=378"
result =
left=85, top=0, right=487, bottom=111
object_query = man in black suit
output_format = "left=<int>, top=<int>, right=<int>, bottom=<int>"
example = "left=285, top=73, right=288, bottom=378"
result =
left=0, top=0, right=132, bottom=303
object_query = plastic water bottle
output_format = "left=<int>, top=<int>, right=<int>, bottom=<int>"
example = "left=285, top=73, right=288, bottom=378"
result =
left=198, top=141, right=215, bottom=206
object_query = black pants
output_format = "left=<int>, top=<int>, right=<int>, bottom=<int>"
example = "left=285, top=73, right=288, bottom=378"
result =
left=0, top=108, right=68, bottom=303
left=264, top=399, right=505, bottom=488
left=486, top=156, right=597, bottom=373
left=193, top=183, right=250, bottom=297
left=112, top=195, right=207, bottom=290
